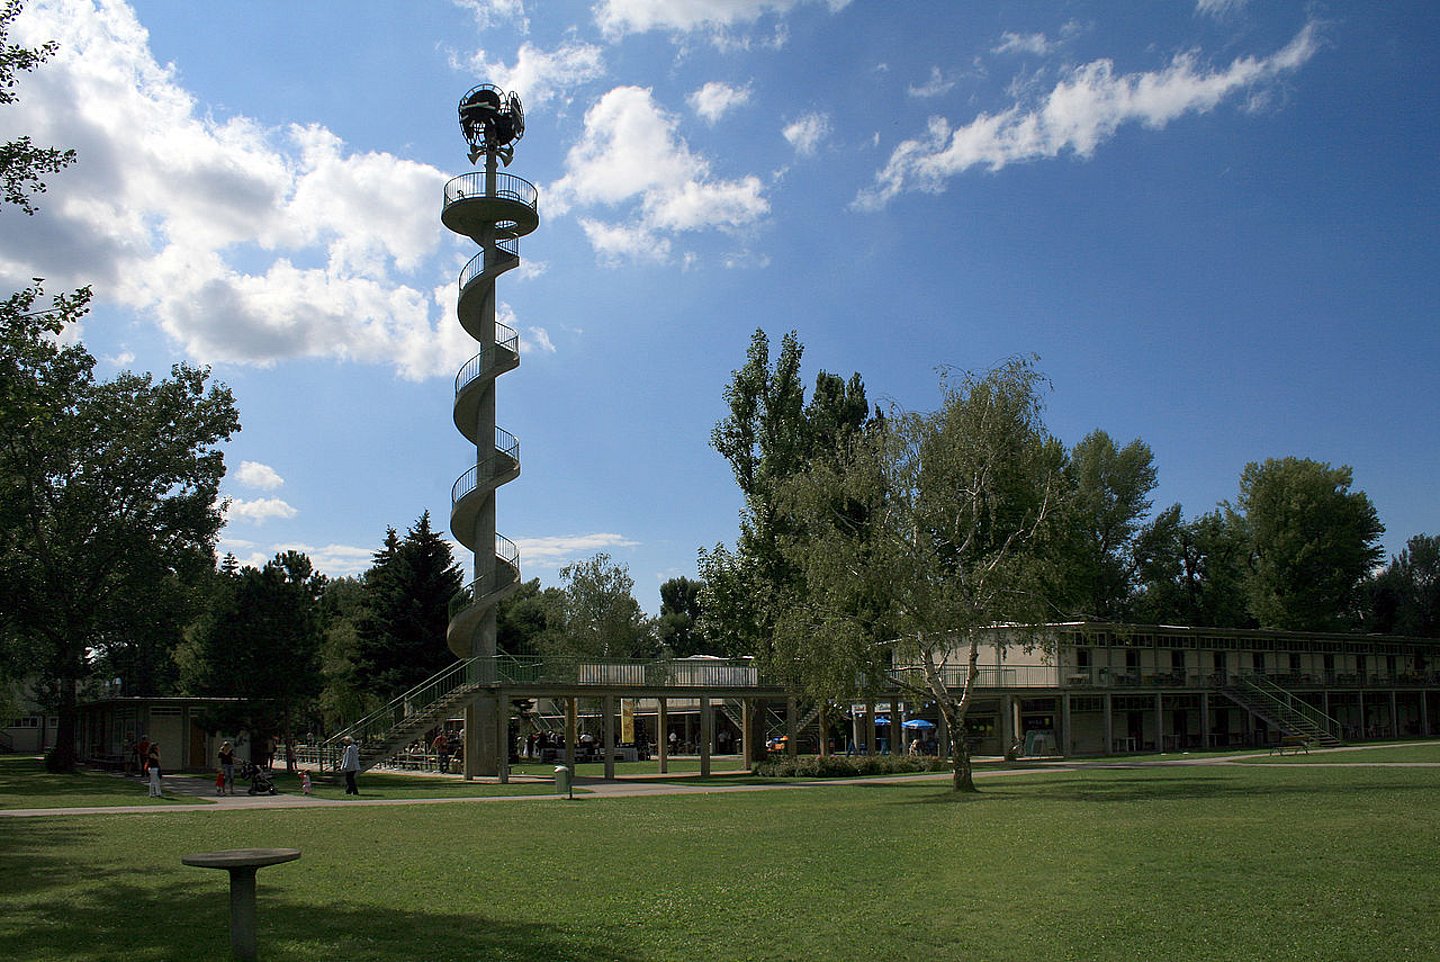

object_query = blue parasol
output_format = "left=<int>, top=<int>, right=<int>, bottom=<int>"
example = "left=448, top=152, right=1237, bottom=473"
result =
left=902, top=718, right=936, bottom=730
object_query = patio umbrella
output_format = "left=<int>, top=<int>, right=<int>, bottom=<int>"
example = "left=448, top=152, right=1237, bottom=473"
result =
left=872, top=716, right=890, bottom=726
left=902, top=719, right=935, bottom=730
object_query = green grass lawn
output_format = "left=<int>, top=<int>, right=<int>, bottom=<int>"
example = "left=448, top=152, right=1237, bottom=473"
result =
left=4, top=760, right=1440, bottom=961
left=0, top=756, right=567, bottom=809
left=1236, top=740, right=1440, bottom=765
left=0, top=756, right=206, bottom=809
left=509, top=755, right=747, bottom=778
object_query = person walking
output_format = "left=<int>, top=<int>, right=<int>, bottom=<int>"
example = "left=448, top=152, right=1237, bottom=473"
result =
left=432, top=730, right=450, bottom=774
left=218, top=740, right=236, bottom=796
left=146, top=742, right=163, bottom=797
left=340, top=735, right=361, bottom=795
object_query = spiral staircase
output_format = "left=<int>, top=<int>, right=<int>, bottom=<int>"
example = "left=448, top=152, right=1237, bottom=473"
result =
left=442, top=167, right=537, bottom=659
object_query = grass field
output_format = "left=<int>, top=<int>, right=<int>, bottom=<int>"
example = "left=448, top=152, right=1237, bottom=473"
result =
left=4, top=750, right=1439, bottom=961
left=0, top=757, right=563, bottom=809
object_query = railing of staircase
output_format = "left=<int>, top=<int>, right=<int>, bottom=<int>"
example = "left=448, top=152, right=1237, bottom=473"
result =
left=1239, top=673, right=1342, bottom=739
left=321, top=656, right=494, bottom=768
left=458, top=236, right=521, bottom=291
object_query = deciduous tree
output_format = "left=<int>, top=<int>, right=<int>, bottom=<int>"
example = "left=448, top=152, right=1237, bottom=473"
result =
left=1233, top=457, right=1384, bottom=631
left=776, top=358, right=1067, bottom=791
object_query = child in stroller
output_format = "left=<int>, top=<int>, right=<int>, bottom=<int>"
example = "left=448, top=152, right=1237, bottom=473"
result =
left=239, top=759, right=278, bottom=795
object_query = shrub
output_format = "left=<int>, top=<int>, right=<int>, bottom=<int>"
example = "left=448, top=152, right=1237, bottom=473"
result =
left=752, top=753, right=949, bottom=778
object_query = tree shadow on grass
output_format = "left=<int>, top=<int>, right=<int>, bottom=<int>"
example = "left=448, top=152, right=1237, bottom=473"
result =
left=0, top=820, right=660, bottom=962
left=875, top=770, right=1417, bottom=806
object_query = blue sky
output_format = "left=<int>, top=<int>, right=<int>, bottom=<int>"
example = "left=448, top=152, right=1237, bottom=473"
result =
left=4, top=1, right=1437, bottom=612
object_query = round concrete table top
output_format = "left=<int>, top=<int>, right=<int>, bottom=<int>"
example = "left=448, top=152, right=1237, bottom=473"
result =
left=182, top=848, right=301, bottom=871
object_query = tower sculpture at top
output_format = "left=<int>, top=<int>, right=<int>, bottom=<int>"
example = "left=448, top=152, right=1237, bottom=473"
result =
left=442, top=85, right=538, bottom=776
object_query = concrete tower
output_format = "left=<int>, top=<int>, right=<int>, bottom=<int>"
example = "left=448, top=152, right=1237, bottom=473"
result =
left=441, top=85, right=537, bottom=777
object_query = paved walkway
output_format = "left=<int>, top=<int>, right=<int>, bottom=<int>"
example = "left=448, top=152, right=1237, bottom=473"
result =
left=5, top=742, right=1437, bottom=819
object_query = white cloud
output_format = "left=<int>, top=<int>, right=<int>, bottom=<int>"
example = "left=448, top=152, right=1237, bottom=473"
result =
left=453, top=0, right=529, bottom=31
left=465, top=40, right=606, bottom=109
left=548, top=87, right=769, bottom=264
left=235, top=461, right=285, bottom=491
left=102, top=349, right=135, bottom=367
left=521, top=326, right=555, bottom=354
left=1196, top=0, right=1248, bottom=18
left=225, top=497, right=299, bottom=524
left=688, top=81, right=752, bottom=124
left=908, top=66, right=956, bottom=99
left=782, top=111, right=830, bottom=156
left=993, top=32, right=1056, bottom=57
left=992, top=22, right=1081, bottom=57
left=856, top=22, right=1321, bottom=210
left=1, top=0, right=461, bottom=382
left=593, top=0, right=849, bottom=42
left=513, top=533, right=640, bottom=571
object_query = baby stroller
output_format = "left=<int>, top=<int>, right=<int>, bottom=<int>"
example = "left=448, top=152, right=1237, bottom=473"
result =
left=239, top=759, right=278, bottom=796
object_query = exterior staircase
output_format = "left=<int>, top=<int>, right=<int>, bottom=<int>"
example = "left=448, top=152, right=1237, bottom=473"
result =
left=320, top=657, right=492, bottom=773
left=1222, top=674, right=1344, bottom=748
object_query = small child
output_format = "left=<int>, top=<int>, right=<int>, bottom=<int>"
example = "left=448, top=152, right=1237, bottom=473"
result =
left=300, top=771, right=312, bottom=796
left=215, top=770, right=225, bottom=795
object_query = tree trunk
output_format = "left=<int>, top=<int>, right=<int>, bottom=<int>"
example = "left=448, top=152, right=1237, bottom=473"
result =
left=47, top=676, right=79, bottom=772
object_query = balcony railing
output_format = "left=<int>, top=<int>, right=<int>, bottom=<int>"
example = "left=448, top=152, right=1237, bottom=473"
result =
left=444, top=171, right=538, bottom=211
left=493, top=655, right=764, bottom=689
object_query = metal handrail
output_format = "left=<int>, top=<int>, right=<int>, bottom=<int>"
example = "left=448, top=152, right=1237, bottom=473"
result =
left=449, top=534, right=521, bottom=620
left=1238, top=673, right=1342, bottom=738
left=444, top=171, right=538, bottom=210
left=450, top=428, right=521, bottom=504
left=491, top=655, right=766, bottom=689
left=458, top=237, right=520, bottom=291
left=320, top=655, right=492, bottom=761
left=454, top=324, right=519, bottom=396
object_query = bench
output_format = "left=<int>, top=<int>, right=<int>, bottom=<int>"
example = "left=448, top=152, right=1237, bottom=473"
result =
left=1270, top=735, right=1310, bottom=756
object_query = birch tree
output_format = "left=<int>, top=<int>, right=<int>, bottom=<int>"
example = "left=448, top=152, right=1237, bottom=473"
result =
left=776, top=357, right=1066, bottom=791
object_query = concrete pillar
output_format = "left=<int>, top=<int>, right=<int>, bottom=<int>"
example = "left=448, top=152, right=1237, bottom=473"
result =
left=657, top=698, right=669, bottom=774
left=865, top=700, right=876, bottom=757
left=564, top=697, right=577, bottom=769
left=1061, top=693, right=1073, bottom=756
left=700, top=696, right=713, bottom=777
left=603, top=694, right=616, bottom=781
left=1103, top=693, right=1114, bottom=755
left=495, top=691, right=509, bottom=784
left=786, top=697, right=798, bottom=757
left=1155, top=693, right=1164, bottom=752
left=1000, top=695, right=1015, bottom=756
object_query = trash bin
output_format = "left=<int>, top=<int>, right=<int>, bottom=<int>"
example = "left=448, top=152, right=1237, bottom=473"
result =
left=554, top=765, right=572, bottom=798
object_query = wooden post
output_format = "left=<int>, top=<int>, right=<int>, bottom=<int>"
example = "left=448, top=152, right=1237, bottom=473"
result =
left=700, top=696, right=713, bottom=777
left=657, top=697, right=669, bottom=774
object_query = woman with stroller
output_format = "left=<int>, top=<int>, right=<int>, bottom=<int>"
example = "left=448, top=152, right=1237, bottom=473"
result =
left=217, top=740, right=236, bottom=796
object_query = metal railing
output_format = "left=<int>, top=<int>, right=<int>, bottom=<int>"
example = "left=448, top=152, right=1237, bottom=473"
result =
left=1236, top=673, right=1343, bottom=740
left=321, top=656, right=493, bottom=762
left=454, top=324, right=519, bottom=397
left=458, top=237, right=520, bottom=291
left=493, top=655, right=763, bottom=689
left=444, top=171, right=539, bottom=211
left=1061, top=667, right=1440, bottom=690
left=450, top=428, right=521, bottom=505
left=449, top=534, right=521, bottom=620
left=890, top=664, right=1061, bottom=689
